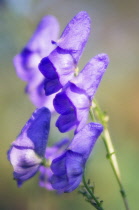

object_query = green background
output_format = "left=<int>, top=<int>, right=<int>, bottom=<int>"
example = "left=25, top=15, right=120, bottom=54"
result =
left=1, top=0, right=139, bottom=209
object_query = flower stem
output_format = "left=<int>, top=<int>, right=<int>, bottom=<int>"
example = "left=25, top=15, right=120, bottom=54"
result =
left=90, top=100, right=130, bottom=210
left=101, top=129, right=130, bottom=210
left=82, top=175, right=104, bottom=210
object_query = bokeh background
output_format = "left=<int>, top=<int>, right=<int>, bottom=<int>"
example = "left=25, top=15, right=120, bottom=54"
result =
left=1, top=0, right=139, bottom=209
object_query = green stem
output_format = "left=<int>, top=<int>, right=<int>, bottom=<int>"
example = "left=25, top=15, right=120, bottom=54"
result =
left=101, top=130, right=130, bottom=210
left=82, top=175, right=104, bottom=210
left=90, top=100, right=130, bottom=210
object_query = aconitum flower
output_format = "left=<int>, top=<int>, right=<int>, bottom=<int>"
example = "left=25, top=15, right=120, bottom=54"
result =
left=7, top=107, right=51, bottom=187
left=50, top=123, right=103, bottom=193
left=14, top=16, right=59, bottom=110
left=39, top=138, right=70, bottom=190
left=54, top=54, right=109, bottom=133
left=39, top=11, right=91, bottom=96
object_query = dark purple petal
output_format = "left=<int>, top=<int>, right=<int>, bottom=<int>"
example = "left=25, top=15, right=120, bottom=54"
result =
left=69, top=123, right=103, bottom=161
left=23, top=107, right=51, bottom=157
left=53, top=91, right=75, bottom=114
left=51, top=174, right=68, bottom=190
left=44, top=78, right=62, bottom=96
left=38, top=57, right=58, bottom=79
left=71, top=54, right=109, bottom=99
left=51, top=153, right=67, bottom=176
left=56, top=112, right=77, bottom=133
left=63, top=175, right=82, bottom=193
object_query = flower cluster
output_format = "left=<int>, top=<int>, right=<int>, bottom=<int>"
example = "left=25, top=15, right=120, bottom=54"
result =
left=8, top=11, right=109, bottom=192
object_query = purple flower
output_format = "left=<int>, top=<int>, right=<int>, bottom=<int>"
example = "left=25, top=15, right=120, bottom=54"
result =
left=50, top=123, right=103, bottom=193
left=39, top=11, right=91, bottom=95
left=13, top=16, right=59, bottom=110
left=54, top=54, right=109, bottom=133
left=39, top=138, right=70, bottom=190
left=7, top=107, right=51, bottom=187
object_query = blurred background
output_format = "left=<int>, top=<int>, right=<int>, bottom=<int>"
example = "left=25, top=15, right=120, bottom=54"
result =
left=1, top=0, right=139, bottom=209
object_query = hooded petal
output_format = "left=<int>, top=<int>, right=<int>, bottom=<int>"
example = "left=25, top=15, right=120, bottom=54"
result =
left=18, top=107, right=51, bottom=157
left=58, top=11, right=91, bottom=62
left=8, top=107, right=51, bottom=186
left=69, top=123, right=103, bottom=161
left=50, top=123, right=103, bottom=193
left=13, top=16, right=59, bottom=109
left=50, top=150, right=83, bottom=192
left=14, top=15, right=60, bottom=81
left=71, top=54, right=109, bottom=99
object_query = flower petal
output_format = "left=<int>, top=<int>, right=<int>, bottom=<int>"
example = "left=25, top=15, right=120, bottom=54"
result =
left=14, top=15, right=59, bottom=81
left=69, top=123, right=103, bottom=161
left=51, top=153, right=66, bottom=176
left=22, top=107, right=51, bottom=157
left=8, top=146, right=42, bottom=187
left=56, top=112, right=77, bottom=133
left=7, top=107, right=51, bottom=186
left=72, top=54, right=109, bottom=99
left=51, top=174, right=68, bottom=190
left=44, top=78, right=62, bottom=96
left=58, top=11, right=91, bottom=62
left=53, top=91, right=75, bottom=114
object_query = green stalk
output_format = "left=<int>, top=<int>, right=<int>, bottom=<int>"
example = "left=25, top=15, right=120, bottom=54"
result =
left=90, top=100, right=130, bottom=210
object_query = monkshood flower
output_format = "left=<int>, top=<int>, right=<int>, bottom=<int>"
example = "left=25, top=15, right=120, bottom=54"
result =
left=39, top=11, right=91, bottom=96
left=14, top=16, right=59, bottom=109
left=54, top=53, right=109, bottom=133
left=50, top=123, right=103, bottom=193
left=7, top=107, right=51, bottom=187
left=39, top=138, right=70, bottom=190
